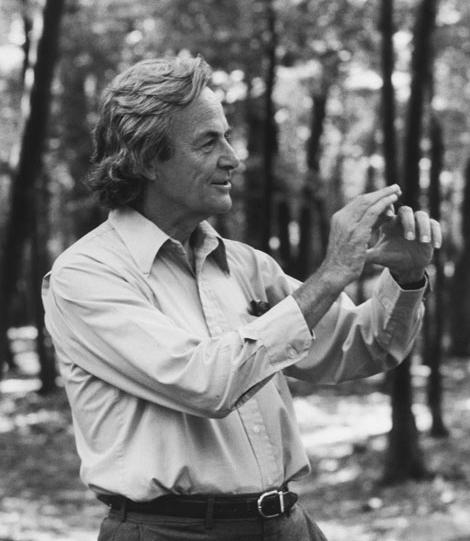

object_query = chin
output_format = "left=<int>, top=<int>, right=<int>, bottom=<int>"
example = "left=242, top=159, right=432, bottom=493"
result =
left=211, top=198, right=232, bottom=215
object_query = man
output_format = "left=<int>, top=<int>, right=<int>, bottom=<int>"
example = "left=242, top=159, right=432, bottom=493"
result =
left=42, top=55, right=441, bottom=541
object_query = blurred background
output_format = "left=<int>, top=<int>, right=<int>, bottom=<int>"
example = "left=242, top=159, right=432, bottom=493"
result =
left=0, top=0, right=469, bottom=539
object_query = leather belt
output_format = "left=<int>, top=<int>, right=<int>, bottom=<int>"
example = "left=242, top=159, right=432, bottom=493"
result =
left=98, top=488, right=298, bottom=519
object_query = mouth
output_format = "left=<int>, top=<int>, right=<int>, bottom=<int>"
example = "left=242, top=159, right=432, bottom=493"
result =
left=211, top=179, right=231, bottom=188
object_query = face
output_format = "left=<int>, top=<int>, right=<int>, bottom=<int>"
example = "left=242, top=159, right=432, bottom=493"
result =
left=148, top=87, right=240, bottom=227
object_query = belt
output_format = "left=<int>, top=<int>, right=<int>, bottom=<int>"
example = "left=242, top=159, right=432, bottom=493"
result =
left=98, top=488, right=298, bottom=519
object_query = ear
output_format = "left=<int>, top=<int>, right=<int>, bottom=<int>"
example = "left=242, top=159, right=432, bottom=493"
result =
left=140, top=159, right=159, bottom=182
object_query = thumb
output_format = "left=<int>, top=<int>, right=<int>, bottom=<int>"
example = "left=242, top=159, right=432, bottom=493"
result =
left=365, top=247, right=379, bottom=265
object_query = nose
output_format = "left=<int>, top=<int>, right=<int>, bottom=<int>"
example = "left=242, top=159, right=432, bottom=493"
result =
left=218, top=140, right=240, bottom=172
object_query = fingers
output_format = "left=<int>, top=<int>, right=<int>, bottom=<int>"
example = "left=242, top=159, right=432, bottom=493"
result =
left=358, top=184, right=402, bottom=213
left=430, top=218, right=442, bottom=249
left=398, top=206, right=442, bottom=248
left=398, top=206, right=417, bottom=240
left=347, top=187, right=443, bottom=250
left=361, top=191, right=401, bottom=229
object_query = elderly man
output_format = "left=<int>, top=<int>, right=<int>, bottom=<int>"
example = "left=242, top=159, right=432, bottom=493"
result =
left=42, top=55, right=440, bottom=541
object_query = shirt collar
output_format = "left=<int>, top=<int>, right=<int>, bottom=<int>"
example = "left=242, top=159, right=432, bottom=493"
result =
left=196, top=220, right=230, bottom=274
left=108, top=207, right=229, bottom=275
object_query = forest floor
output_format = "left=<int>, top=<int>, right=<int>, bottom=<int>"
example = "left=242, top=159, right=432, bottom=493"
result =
left=1, top=330, right=469, bottom=541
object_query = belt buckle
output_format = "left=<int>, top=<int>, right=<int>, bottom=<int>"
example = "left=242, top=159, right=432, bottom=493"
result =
left=257, top=489, right=285, bottom=518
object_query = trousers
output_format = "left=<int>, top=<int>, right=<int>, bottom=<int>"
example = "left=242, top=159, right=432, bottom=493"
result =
left=97, top=504, right=329, bottom=541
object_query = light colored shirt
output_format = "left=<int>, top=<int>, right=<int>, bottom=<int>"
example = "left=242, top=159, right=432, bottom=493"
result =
left=42, top=207, right=425, bottom=501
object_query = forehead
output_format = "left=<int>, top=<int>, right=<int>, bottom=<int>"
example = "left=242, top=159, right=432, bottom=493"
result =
left=169, top=87, right=229, bottom=140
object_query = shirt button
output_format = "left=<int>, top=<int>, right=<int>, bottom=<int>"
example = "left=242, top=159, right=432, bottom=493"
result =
left=253, top=425, right=261, bottom=434
left=213, top=326, right=223, bottom=335
left=287, top=345, right=298, bottom=359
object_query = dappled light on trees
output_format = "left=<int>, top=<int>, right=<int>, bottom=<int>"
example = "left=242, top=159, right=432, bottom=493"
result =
left=0, top=0, right=65, bottom=392
left=384, top=0, right=439, bottom=484
left=1, top=0, right=470, bottom=537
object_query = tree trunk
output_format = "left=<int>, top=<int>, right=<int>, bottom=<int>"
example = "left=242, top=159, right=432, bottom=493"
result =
left=425, top=115, right=448, bottom=437
left=379, top=0, right=399, bottom=187
left=278, top=199, right=292, bottom=273
left=261, top=0, right=278, bottom=254
left=449, top=158, right=470, bottom=355
left=402, top=0, right=437, bottom=204
left=296, top=91, right=329, bottom=279
left=20, top=0, right=33, bottom=87
left=0, top=0, right=65, bottom=381
left=383, top=0, right=438, bottom=483
left=2, top=0, right=35, bottom=374
left=31, top=174, right=57, bottom=394
left=384, top=357, right=428, bottom=482
left=244, top=77, right=264, bottom=249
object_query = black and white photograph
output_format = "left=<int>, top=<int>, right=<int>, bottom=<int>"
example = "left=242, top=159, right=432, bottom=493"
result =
left=0, top=1, right=469, bottom=540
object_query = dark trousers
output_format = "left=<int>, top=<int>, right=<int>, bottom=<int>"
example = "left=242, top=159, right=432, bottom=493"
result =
left=97, top=505, right=328, bottom=541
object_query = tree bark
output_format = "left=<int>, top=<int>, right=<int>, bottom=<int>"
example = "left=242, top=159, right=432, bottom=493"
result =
left=244, top=81, right=264, bottom=249
left=278, top=199, right=292, bottom=273
left=384, top=357, right=428, bottom=482
left=425, top=115, right=448, bottom=437
left=449, top=158, right=470, bottom=355
left=0, top=0, right=65, bottom=381
left=2, top=0, right=35, bottom=374
left=296, top=91, right=329, bottom=279
left=379, top=0, right=399, bottom=187
left=383, top=0, right=439, bottom=483
left=31, top=174, right=57, bottom=394
left=402, top=0, right=437, bottom=204
left=261, top=0, right=278, bottom=254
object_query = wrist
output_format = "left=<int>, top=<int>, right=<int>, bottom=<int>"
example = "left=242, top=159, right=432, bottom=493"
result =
left=316, top=261, right=351, bottom=296
left=390, top=268, right=427, bottom=289
left=293, top=263, right=346, bottom=330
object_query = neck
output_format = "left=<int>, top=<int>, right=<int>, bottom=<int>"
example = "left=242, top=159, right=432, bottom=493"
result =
left=138, top=196, right=203, bottom=245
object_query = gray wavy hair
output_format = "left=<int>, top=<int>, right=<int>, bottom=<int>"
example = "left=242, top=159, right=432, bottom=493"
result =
left=86, top=55, right=212, bottom=208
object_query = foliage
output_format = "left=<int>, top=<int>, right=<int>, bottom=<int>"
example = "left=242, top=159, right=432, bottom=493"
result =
left=2, top=0, right=470, bottom=257
left=2, top=0, right=470, bottom=491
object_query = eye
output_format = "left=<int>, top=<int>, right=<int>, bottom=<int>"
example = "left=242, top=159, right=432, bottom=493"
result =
left=225, top=132, right=233, bottom=143
left=202, top=138, right=216, bottom=149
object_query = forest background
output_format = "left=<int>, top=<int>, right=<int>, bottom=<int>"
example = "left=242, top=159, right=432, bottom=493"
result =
left=0, top=0, right=470, bottom=539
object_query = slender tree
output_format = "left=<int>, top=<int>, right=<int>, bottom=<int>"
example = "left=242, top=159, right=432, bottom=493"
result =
left=425, top=114, right=448, bottom=436
left=277, top=199, right=293, bottom=272
left=0, top=0, right=34, bottom=374
left=296, top=84, right=330, bottom=279
left=261, top=0, right=278, bottom=254
left=449, top=159, right=470, bottom=356
left=379, top=0, right=398, bottom=187
left=31, top=172, right=56, bottom=394
left=244, top=80, right=265, bottom=249
left=0, top=0, right=65, bottom=382
left=383, top=0, right=439, bottom=482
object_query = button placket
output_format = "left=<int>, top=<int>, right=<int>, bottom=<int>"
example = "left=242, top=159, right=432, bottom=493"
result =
left=238, top=399, right=280, bottom=489
left=194, top=241, right=229, bottom=338
left=195, top=238, right=280, bottom=487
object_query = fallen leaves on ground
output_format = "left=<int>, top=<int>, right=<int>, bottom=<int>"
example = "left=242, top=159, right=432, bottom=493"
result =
left=1, top=356, right=469, bottom=541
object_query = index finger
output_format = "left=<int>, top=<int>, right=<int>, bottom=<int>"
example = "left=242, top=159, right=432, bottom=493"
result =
left=361, top=191, right=402, bottom=229
left=355, top=184, right=402, bottom=216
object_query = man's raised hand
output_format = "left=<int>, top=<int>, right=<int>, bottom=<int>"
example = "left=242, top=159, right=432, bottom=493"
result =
left=367, top=205, right=442, bottom=285
left=320, top=184, right=402, bottom=291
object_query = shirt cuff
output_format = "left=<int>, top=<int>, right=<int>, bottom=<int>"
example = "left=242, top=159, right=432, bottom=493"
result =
left=374, top=268, right=426, bottom=344
left=239, top=295, right=313, bottom=366
left=378, top=268, right=427, bottom=308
